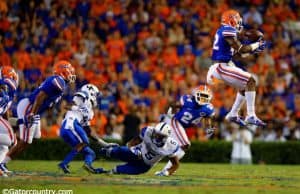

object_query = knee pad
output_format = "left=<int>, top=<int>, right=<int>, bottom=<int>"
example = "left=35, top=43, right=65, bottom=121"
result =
left=81, top=146, right=96, bottom=160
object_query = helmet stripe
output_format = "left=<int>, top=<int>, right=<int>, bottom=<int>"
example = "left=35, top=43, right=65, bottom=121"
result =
left=159, top=123, right=167, bottom=132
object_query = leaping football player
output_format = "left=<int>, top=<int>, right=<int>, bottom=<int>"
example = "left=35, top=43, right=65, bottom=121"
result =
left=207, top=9, right=266, bottom=127
left=0, top=60, right=76, bottom=173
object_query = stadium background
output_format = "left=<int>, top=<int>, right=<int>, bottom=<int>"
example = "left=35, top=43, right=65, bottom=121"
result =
left=0, top=0, right=300, bottom=146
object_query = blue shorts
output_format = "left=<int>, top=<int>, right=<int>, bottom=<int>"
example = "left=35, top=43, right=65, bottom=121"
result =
left=110, top=146, right=151, bottom=175
left=60, top=120, right=89, bottom=147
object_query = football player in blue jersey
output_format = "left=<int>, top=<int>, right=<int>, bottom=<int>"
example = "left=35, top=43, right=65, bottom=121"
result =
left=155, top=85, right=215, bottom=176
left=0, top=60, right=76, bottom=173
left=207, top=9, right=266, bottom=127
left=0, top=66, right=19, bottom=177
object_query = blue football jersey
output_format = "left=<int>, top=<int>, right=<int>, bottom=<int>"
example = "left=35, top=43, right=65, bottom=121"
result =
left=0, top=78, right=17, bottom=115
left=174, top=95, right=215, bottom=128
left=29, top=75, right=66, bottom=114
left=212, top=25, right=237, bottom=62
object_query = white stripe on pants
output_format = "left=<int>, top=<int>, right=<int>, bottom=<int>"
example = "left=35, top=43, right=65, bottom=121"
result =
left=207, top=63, right=251, bottom=89
left=163, top=116, right=190, bottom=147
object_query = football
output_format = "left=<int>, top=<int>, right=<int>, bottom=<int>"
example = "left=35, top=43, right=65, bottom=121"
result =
left=239, top=29, right=264, bottom=42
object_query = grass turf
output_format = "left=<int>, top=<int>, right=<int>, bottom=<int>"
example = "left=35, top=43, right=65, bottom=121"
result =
left=0, top=160, right=299, bottom=194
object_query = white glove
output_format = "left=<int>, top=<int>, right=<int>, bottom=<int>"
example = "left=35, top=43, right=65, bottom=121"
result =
left=205, top=127, right=215, bottom=138
left=155, top=170, right=169, bottom=176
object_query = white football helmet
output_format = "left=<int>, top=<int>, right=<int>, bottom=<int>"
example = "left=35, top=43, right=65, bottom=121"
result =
left=192, top=85, right=212, bottom=105
left=80, top=84, right=101, bottom=107
left=151, top=122, right=172, bottom=147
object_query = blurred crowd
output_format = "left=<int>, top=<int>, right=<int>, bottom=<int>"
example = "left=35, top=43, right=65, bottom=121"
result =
left=0, top=0, right=300, bottom=143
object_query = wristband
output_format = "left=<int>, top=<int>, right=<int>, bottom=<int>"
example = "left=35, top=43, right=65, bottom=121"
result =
left=250, top=42, right=260, bottom=51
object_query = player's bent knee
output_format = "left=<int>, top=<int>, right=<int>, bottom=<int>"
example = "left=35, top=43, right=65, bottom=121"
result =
left=181, top=144, right=191, bottom=151
left=246, top=77, right=256, bottom=88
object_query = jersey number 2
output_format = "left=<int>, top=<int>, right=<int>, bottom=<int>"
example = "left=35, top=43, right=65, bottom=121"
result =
left=213, top=34, right=219, bottom=50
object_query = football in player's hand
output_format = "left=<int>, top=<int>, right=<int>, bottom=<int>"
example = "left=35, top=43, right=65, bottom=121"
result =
left=239, top=29, right=264, bottom=42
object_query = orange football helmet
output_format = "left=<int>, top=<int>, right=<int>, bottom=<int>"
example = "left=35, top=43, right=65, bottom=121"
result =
left=221, top=9, right=243, bottom=31
left=192, top=85, right=212, bottom=105
left=53, top=60, right=76, bottom=83
left=0, top=66, right=19, bottom=85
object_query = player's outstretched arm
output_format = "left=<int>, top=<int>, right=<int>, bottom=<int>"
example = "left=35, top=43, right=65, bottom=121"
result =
left=225, top=36, right=264, bottom=54
left=84, top=126, right=119, bottom=147
left=126, top=136, right=142, bottom=147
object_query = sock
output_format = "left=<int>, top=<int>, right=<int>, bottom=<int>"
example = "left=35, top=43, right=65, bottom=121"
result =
left=61, top=149, right=78, bottom=166
left=0, top=146, right=8, bottom=163
left=82, top=146, right=95, bottom=166
left=245, top=91, right=256, bottom=117
left=2, top=155, right=11, bottom=164
left=228, top=93, right=246, bottom=116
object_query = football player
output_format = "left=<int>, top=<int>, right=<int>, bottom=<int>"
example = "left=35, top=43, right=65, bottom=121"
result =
left=99, top=122, right=181, bottom=176
left=59, top=84, right=118, bottom=174
left=155, top=85, right=215, bottom=176
left=0, top=60, right=76, bottom=173
left=0, top=66, right=18, bottom=176
left=207, top=9, right=266, bottom=127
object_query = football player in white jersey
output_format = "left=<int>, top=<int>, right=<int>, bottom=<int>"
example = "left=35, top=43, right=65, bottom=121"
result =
left=99, top=122, right=181, bottom=176
left=58, top=84, right=117, bottom=174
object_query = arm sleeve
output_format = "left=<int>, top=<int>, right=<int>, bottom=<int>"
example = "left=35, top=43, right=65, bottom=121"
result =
left=40, top=77, right=65, bottom=95
left=205, top=103, right=215, bottom=117
left=222, top=26, right=237, bottom=38
left=180, top=95, right=193, bottom=107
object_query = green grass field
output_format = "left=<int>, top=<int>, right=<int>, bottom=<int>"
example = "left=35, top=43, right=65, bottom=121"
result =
left=0, top=160, right=300, bottom=194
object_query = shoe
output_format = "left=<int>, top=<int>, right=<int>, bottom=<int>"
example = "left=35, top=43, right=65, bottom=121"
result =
left=83, top=163, right=96, bottom=174
left=58, top=163, right=70, bottom=174
left=0, top=169, right=8, bottom=177
left=225, top=115, right=246, bottom=127
left=0, top=163, right=11, bottom=174
left=245, top=116, right=266, bottom=127
left=83, top=163, right=106, bottom=174
left=94, top=168, right=107, bottom=174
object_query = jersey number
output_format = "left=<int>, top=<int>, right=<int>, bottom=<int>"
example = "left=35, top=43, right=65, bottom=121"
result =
left=213, top=34, right=219, bottom=50
left=144, top=150, right=156, bottom=160
left=181, top=112, right=202, bottom=125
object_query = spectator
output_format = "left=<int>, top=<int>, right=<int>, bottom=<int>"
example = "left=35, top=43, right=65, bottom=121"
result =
left=230, top=125, right=255, bottom=165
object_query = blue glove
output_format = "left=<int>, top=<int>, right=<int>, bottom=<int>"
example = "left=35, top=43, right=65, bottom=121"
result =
left=159, top=114, right=166, bottom=122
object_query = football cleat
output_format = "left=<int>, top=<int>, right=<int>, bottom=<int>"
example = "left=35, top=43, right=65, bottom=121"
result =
left=225, top=115, right=246, bottom=127
left=0, top=163, right=11, bottom=174
left=245, top=116, right=266, bottom=127
left=82, top=163, right=105, bottom=174
left=0, top=169, right=8, bottom=177
left=58, top=163, right=70, bottom=174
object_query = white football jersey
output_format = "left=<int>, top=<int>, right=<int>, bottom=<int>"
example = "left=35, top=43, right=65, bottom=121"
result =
left=131, top=126, right=180, bottom=166
left=63, top=92, right=94, bottom=129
